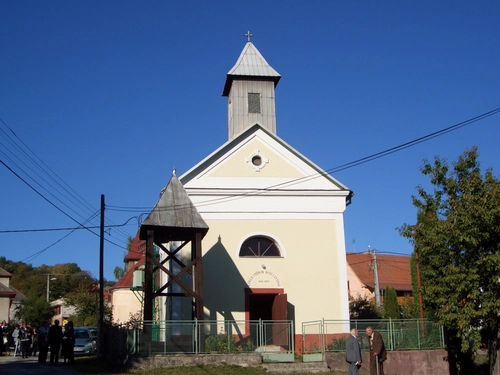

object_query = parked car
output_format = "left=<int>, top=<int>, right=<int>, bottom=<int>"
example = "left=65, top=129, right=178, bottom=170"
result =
left=73, top=326, right=97, bottom=356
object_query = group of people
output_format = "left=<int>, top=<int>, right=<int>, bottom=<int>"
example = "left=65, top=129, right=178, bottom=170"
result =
left=345, top=326, right=388, bottom=375
left=1, top=320, right=36, bottom=358
left=0, top=319, right=75, bottom=366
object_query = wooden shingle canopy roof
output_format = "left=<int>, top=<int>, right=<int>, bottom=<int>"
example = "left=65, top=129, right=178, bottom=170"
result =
left=347, top=252, right=413, bottom=292
left=222, top=41, right=281, bottom=96
left=139, top=173, right=209, bottom=243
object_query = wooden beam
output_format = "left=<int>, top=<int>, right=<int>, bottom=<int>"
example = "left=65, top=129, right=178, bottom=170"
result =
left=143, top=230, right=154, bottom=322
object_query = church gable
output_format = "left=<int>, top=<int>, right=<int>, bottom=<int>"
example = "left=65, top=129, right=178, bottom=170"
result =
left=180, top=125, right=348, bottom=192
left=206, top=134, right=305, bottom=179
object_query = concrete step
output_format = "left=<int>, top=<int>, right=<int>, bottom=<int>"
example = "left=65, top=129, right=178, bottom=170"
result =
left=263, top=361, right=330, bottom=373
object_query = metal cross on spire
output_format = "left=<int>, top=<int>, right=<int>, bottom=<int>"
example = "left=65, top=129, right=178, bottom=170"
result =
left=244, top=30, right=253, bottom=42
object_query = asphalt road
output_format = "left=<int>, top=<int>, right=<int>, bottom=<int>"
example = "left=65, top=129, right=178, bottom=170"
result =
left=0, top=354, right=85, bottom=374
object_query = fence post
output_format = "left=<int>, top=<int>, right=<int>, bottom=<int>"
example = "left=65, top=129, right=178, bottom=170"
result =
left=389, top=318, right=393, bottom=351
left=440, top=325, right=445, bottom=348
left=417, top=319, right=421, bottom=349
left=320, top=318, right=324, bottom=357
left=259, top=319, right=263, bottom=349
left=227, top=320, right=230, bottom=353
left=194, top=318, right=198, bottom=354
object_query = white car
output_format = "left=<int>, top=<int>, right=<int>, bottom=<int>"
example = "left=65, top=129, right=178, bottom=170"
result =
left=73, top=327, right=97, bottom=356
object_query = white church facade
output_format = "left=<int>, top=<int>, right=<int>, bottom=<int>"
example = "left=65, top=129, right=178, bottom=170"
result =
left=179, top=39, right=352, bottom=343
left=116, top=37, right=353, bottom=352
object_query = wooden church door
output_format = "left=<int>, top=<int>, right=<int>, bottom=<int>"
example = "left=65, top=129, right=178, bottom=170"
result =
left=271, top=293, right=288, bottom=347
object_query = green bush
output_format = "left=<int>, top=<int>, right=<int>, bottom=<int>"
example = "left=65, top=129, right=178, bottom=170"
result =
left=327, top=336, right=346, bottom=352
left=205, top=333, right=237, bottom=353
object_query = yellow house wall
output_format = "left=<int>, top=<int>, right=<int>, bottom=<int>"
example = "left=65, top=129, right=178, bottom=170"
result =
left=201, top=218, right=347, bottom=329
left=347, top=264, right=372, bottom=300
left=112, top=289, right=142, bottom=324
left=0, top=299, right=10, bottom=322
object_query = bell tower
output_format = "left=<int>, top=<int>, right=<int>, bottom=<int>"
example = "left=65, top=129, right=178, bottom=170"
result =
left=222, top=32, right=281, bottom=140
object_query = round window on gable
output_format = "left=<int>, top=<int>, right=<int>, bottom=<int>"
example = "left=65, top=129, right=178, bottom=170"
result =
left=246, top=150, right=268, bottom=171
left=252, top=155, right=262, bottom=166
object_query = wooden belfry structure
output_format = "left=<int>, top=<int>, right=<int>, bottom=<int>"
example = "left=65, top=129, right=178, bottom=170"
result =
left=139, top=172, right=209, bottom=322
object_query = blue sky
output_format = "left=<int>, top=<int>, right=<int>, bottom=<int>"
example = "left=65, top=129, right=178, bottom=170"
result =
left=1, top=1, right=499, bottom=281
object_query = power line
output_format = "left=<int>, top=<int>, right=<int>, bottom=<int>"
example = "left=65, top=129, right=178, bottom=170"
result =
left=0, top=118, right=134, bottom=246
left=106, top=106, right=500, bottom=214
left=0, top=216, right=140, bottom=234
left=2, top=106, right=499, bottom=261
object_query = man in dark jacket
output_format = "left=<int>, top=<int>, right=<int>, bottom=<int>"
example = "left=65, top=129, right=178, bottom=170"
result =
left=48, top=320, right=63, bottom=366
left=365, top=326, right=387, bottom=375
left=19, top=322, right=32, bottom=358
left=345, top=328, right=362, bottom=375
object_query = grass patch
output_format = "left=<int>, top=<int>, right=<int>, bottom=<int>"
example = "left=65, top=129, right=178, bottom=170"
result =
left=72, top=356, right=349, bottom=375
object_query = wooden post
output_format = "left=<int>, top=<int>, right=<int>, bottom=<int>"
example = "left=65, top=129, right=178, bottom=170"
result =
left=193, top=232, right=204, bottom=352
left=194, top=232, right=204, bottom=320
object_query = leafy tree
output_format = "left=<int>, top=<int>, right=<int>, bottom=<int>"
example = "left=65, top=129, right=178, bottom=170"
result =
left=0, top=258, right=95, bottom=302
left=113, top=266, right=125, bottom=281
left=14, top=297, right=53, bottom=327
left=400, top=147, right=500, bottom=374
left=383, top=286, right=399, bottom=319
left=113, top=236, right=134, bottom=281
left=65, top=284, right=112, bottom=326
left=349, top=294, right=380, bottom=319
left=399, top=297, right=418, bottom=319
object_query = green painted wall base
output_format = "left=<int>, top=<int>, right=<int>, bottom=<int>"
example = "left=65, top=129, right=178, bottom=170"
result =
left=303, top=353, right=324, bottom=362
left=262, top=353, right=295, bottom=363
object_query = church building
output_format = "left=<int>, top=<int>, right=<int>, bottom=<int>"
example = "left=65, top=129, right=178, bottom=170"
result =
left=169, top=36, right=354, bottom=344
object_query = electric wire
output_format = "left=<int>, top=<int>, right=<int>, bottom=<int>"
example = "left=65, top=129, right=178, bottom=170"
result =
left=2, top=106, right=499, bottom=264
left=22, top=210, right=100, bottom=263
left=0, top=118, right=134, bottom=245
left=106, top=106, right=500, bottom=213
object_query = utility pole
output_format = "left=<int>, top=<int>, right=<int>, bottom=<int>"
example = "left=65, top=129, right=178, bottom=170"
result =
left=98, top=194, right=105, bottom=358
left=46, top=274, right=50, bottom=302
left=46, top=274, right=57, bottom=302
left=367, top=248, right=381, bottom=308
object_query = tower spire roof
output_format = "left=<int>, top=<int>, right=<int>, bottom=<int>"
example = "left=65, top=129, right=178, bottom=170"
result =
left=222, top=39, right=280, bottom=96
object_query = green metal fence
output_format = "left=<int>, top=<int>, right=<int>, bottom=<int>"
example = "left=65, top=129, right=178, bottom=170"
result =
left=105, top=319, right=294, bottom=356
left=302, top=319, right=445, bottom=355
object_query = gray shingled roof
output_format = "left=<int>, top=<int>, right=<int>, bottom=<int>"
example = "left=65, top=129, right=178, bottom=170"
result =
left=0, top=267, right=12, bottom=277
left=222, top=42, right=281, bottom=96
left=140, top=173, right=209, bottom=243
left=0, top=283, right=16, bottom=297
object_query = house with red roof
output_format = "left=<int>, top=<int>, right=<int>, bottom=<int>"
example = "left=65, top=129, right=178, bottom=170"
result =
left=109, top=230, right=146, bottom=324
left=346, top=252, right=413, bottom=303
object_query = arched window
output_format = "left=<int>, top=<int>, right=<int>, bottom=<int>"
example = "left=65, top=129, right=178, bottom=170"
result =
left=239, top=236, right=281, bottom=257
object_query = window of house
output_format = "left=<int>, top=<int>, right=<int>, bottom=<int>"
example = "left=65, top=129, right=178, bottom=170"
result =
left=248, top=93, right=261, bottom=113
left=239, top=236, right=281, bottom=257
